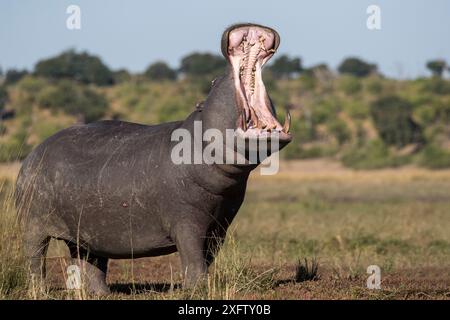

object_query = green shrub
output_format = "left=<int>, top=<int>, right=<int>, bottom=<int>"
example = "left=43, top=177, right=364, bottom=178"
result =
left=418, top=144, right=450, bottom=169
left=13, top=76, right=48, bottom=107
left=370, top=95, right=423, bottom=147
left=421, top=78, right=450, bottom=95
left=339, top=76, right=362, bottom=95
left=327, top=118, right=351, bottom=145
left=34, top=49, right=114, bottom=86
left=311, top=98, right=340, bottom=125
left=366, top=78, right=383, bottom=94
left=338, top=57, right=377, bottom=77
left=298, top=74, right=316, bottom=90
left=144, top=62, right=176, bottom=81
left=37, top=81, right=108, bottom=123
left=343, top=101, right=369, bottom=119
left=112, top=69, right=132, bottom=84
left=342, top=139, right=410, bottom=169
left=180, top=52, right=226, bottom=77
left=426, top=60, right=447, bottom=78
left=0, top=129, right=32, bottom=162
left=4, top=69, right=28, bottom=86
left=267, top=55, right=302, bottom=79
left=297, top=146, right=326, bottom=159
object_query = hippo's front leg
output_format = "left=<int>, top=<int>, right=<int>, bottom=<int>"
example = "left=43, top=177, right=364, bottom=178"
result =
left=172, top=222, right=208, bottom=288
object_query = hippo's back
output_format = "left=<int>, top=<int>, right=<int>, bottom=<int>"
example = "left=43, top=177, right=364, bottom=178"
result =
left=14, top=120, right=184, bottom=256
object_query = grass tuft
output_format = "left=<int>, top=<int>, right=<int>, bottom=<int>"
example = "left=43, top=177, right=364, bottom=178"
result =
left=295, top=258, right=320, bottom=282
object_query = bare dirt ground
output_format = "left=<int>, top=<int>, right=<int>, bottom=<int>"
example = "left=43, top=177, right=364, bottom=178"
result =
left=43, top=256, right=449, bottom=299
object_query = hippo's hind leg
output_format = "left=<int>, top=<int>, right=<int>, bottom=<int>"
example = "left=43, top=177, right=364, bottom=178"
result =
left=23, top=225, right=51, bottom=289
left=65, top=241, right=110, bottom=295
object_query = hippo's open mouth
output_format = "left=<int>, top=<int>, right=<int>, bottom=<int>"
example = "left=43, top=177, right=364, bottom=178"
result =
left=223, top=24, right=291, bottom=142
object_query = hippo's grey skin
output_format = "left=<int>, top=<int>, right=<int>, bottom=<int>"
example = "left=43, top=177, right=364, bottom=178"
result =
left=14, top=23, right=292, bottom=294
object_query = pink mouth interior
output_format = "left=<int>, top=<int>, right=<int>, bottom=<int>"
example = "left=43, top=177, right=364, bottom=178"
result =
left=227, top=26, right=289, bottom=137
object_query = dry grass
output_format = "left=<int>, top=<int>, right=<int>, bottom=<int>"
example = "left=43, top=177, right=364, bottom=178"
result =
left=0, top=159, right=449, bottom=299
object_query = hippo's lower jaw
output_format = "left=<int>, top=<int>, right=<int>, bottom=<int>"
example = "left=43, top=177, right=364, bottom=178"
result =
left=225, top=24, right=292, bottom=144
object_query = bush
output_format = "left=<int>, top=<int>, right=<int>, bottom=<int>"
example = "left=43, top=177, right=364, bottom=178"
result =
left=342, top=140, right=410, bottom=169
left=343, top=101, right=369, bottom=119
left=112, top=69, right=132, bottom=84
left=370, top=95, right=423, bottom=147
left=339, top=76, right=362, bottom=95
left=338, top=57, right=377, bottom=77
left=418, top=144, right=450, bottom=169
left=298, top=74, right=316, bottom=90
left=180, top=53, right=226, bottom=77
left=267, top=55, right=302, bottom=79
left=414, top=99, right=450, bottom=126
left=421, top=78, right=450, bottom=95
left=4, top=69, right=28, bottom=86
left=0, top=129, right=32, bottom=162
left=426, top=60, right=447, bottom=78
left=303, top=63, right=330, bottom=78
left=311, top=98, right=340, bottom=125
left=144, top=62, right=176, bottom=81
left=37, top=81, right=108, bottom=123
left=35, top=49, right=114, bottom=86
left=282, top=115, right=318, bottom=159
left=327, top=119, right=351, bottom=145
left=366, top=78, right=383, bottom=94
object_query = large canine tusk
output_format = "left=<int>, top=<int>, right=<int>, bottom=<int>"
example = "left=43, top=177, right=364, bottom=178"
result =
left=283, top=109, right=291, bottom=133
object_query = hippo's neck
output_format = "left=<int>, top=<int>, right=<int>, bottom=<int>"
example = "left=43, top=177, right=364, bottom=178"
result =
left=173, top=70, right=255, bottom=195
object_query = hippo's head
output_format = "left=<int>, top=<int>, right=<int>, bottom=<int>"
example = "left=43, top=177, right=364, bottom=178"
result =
left=201, top=23, right=291, bottom=165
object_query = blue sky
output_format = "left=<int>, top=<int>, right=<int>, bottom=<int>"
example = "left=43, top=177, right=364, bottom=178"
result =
left=1, top=0, right=449, bottom=78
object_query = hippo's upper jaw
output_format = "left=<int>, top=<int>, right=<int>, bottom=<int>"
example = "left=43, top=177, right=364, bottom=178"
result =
left=222, top=24, right=292, bottom=145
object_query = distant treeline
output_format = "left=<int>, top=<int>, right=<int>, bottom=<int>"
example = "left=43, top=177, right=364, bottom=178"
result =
left=0, top=50, right=449, bottom=169
left=1, top=49, right=449, bottom=87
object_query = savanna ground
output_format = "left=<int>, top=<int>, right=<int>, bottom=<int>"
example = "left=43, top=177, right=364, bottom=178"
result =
left=0, top=159, right=449, bottom=300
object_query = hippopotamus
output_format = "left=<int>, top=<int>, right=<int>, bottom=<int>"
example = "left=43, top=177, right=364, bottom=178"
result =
left=14, top=23, right=292, bottom=294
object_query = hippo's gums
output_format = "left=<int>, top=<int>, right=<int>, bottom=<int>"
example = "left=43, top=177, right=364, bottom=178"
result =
left=14, top=23, right=292, bottom=294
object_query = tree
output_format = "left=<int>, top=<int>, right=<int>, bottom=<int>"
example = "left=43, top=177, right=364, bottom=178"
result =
left=112, top=69, right=132, bottom=83
left=4, top=69, right=29, bottom=85
left=370, top=95, right=422, bottom=147
left=303, top=63, right=332, bottom=79
left=426, top=59, right=447, bottom=78
left=180, top=53, right=226, bottom=77
left=306, top=63, right=329, bottom=73
left=267, top=55, right=302, bottom=79
left=144, top=61, right=176, bottom=80
left=37, top=80, right=108, bottom=123
left=34, top=49, right=114, bottom=85
left=338, top=57, right=377, bottom=77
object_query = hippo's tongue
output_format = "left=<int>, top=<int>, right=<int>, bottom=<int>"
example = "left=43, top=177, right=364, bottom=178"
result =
left=226, top=25, right=289, bottom=136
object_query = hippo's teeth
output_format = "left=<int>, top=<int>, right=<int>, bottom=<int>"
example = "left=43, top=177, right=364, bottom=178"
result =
left=283, top=109, right=291, bottom=133
left=228, top=25, right=290, bottom=139
left=242, top=113, right=247, bottom=131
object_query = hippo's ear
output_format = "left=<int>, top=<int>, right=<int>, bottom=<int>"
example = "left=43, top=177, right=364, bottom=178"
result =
left=221, top=23, right=281, bottom=61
